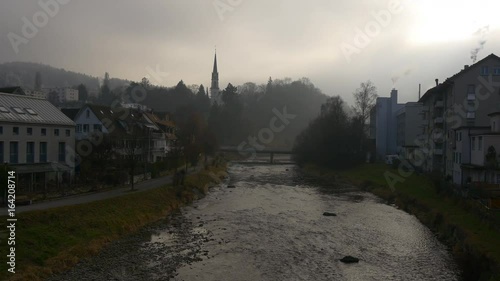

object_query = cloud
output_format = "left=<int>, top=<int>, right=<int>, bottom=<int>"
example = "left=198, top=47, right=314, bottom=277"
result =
left=0, top=0, right=499, bottom=105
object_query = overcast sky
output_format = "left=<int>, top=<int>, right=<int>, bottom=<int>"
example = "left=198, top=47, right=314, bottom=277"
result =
left=1, top=0, right=500, bottom=104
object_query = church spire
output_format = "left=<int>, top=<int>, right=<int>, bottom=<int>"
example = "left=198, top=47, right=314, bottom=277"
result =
left=210, top=49, right=220, bottom=104
left=213, top=50, right=218, bottom=73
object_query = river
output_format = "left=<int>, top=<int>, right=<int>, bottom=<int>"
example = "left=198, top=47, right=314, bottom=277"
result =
left=51, top=163, right=461, bottom=281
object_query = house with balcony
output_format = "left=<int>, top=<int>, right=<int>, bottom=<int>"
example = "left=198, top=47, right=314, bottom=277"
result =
left=0, top=92, right=75, bottom=196
left=418, top=53, right=500, bottom=184
left=72, top=104, right=171, bottom=163
left=461, top=113, right=500, bottom=184
left=144, top=112, right=177, bottom=161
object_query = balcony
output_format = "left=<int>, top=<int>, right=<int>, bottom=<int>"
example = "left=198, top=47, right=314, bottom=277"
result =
left=434, top=117, right=444, bottom=124
left=151, top=133, right=166, bottom=139
left=434, top=100, right=444, bottom=108
left=432, top=132, right=445, bottom=143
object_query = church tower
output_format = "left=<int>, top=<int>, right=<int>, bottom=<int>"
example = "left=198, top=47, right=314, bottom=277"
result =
left=210, top=51, right=221, bottom=104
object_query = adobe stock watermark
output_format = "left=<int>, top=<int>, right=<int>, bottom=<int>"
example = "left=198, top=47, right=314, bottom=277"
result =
left=340, top=0, right=406, bottom=63
left=238, top=106, right=296, bottom=159
left=383, top=74, right=500, bottom=191
left=7, top=0, right=71, bottom=54
left=213, top=0, right=244, bottom=21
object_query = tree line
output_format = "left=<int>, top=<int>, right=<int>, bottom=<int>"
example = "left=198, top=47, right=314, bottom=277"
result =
left=293, top=81, right=378, bottom=169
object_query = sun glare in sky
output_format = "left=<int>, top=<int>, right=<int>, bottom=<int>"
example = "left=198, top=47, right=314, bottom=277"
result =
left=408, top=0, right=500, bottom=45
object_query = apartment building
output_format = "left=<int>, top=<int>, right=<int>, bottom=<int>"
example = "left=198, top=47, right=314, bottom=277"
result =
left=0, top=92, right=76, bottom=194
left=375, top=89, right=404, bottom=159
left=396, top=102, right=425, bottom=163
left=418, top=54, right=500, bottom=184
left=44, top=87, right=79, bottom=103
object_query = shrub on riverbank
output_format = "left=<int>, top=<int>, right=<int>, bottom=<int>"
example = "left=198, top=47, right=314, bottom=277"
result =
left=0, top=163, right=227, bottom=281
left=305, top=163, right=500, bottom=281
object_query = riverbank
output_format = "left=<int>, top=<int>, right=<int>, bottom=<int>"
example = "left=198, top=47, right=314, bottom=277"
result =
left=0, top=163, right=228, bottom=281
left=303, top=163, right=500, bottom=281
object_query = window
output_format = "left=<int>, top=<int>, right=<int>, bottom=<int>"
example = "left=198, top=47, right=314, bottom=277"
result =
left=472, top=137, right=476, bottom=150
left=39, top=142, right=47, bottom=162
left=54, top=129, right=59, bottom=136
left=13, top=127, right=19, bottom=135
left=479, top=136, right=483, bottom=151
left=26, top=142, right=34, bottom=163
left=11, top=107, right=25, bottom=114
left=0, top=142, right=3, bottom=163
left=58, top=142, right=66, bottom=162
left=467, top=85, right=476, bottom=100
left=93, top=124, right=102, bottom=132
left=65, top=129, right=70, bottom=137
left=83, top=124, right=89, bottom=133
left=27, top=127, right=33, bottom=136
left=76, top=124, right=82, bottom=133
left=494, top=67, right=500, bottom=76
left=0, top=126, right=2, bottom=135
left=459, top=132, right=462, bottom=141
left=25, top=108, right=37, bottom=115
left=9, top=142, right=18, bottom=164
left=0, top=106, right=9, bottom=113
left=467, top=111, right=476, bottom=119
left=481, top=66, right=489, bottom=76
left=41, top=128, right=46, bottom=136
left=458, top=153, right=462, bottom=164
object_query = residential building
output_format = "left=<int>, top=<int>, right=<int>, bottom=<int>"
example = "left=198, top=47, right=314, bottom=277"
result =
left=396, top=102, right=425, bottom=162
left=0, top=92, right=75, bottom=195
left=418, top=54, right=500, bottom=183
left=43, top=87, right=79, bottom=103
left=73, top=104, right=172, bottom=163
left=144, top=112, right=177, bottom=161
left=375, top=89, right=404, bottom=159
left=121, top=102, right=150, bottom=112
left=0, top=86, right=46, bottom=99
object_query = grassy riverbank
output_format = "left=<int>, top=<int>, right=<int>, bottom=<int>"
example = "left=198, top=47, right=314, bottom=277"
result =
left=0, top=163, right=227, bottom=281
left=304, top=163, right=500, bottom=281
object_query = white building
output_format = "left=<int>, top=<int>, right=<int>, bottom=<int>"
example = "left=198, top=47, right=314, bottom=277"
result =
left=0, top=92, right=76, bottom=195
left=43, top=87, right=79, bottom=103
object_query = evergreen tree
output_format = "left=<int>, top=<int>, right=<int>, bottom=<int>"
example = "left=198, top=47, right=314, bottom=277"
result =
left=34, top=71, right=42, bottom=90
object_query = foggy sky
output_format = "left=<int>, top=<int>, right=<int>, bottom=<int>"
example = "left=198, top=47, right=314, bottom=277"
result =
left=1, top=0, right=500, bottom=105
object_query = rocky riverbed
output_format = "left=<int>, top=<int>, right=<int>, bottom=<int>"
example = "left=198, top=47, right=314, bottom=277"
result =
left=49, top=163, right=461, bottom=281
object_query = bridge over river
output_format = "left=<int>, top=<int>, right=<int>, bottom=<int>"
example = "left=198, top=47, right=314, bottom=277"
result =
left=218, top=146, right=294, bottom=164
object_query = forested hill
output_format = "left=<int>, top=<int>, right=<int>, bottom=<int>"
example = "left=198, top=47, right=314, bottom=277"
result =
left=0, top=62, right=129, bottom=90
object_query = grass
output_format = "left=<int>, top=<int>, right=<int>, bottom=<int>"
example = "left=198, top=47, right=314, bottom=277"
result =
left=306, top=163, right=500, bottom=281
left=0, top=163, right=227, bottom=281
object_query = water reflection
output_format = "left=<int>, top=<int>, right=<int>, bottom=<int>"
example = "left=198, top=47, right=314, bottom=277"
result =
left=143, top=163, right=460, bottom=281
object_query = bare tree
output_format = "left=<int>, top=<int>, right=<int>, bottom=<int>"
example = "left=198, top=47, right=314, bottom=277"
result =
left=352, top=80, right=378, bottom=126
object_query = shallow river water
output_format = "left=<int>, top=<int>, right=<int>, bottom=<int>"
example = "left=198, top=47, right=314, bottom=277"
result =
left=51, top=163, right=461, bottom=281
